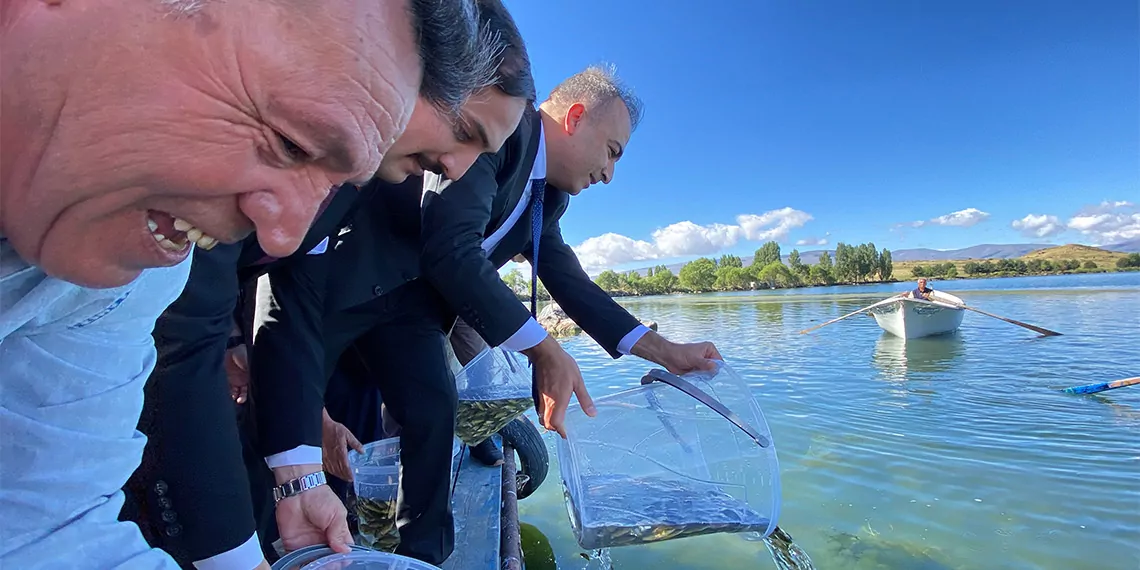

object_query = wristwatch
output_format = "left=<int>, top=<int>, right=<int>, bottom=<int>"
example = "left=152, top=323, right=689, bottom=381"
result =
left=273, top=471, right=328, bottom=503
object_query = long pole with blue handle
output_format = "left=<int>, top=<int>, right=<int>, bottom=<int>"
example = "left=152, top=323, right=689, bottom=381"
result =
left=1063, top=377, right=1140, bottom=395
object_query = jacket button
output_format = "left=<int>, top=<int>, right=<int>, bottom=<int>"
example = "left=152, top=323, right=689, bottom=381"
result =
left=154, top=480, right=168, bottom=496
left=372, top=285, right=383, bottom=296
left=165, top=524, right=183, bottom=537
left=161, top=510, right=178, bottom=523
left=157, top=497, right=173, bottom=510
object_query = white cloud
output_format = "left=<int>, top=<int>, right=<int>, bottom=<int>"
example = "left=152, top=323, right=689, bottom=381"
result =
left=796, top=234, right=830, bottom=246
left=1066, top=201, right=1140, bottom=244
left=1011, top=214, right=1064, bottom=238
left=929, top=208, right=991, bottom=227
left=571, top=208, right=813, bottom=273
left=904, top=207, right=991, bottom=229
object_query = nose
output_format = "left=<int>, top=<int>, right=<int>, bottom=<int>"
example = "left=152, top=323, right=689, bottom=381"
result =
left=239, top=176, right=331, bottom=258
left=601, top=163, right=615, bottom=184
left=440, top=149, right=481, bottom=182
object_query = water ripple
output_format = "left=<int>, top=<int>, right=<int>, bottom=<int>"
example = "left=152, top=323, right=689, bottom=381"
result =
left=521, top=274, right=1140, bottom=569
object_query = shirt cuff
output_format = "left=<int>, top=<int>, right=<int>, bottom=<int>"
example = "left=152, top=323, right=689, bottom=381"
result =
left=499, top=317, right=548, bottom=352
left=617, top=324, right=652, bottom=356
left=193, top=532, right=264, bottom=570
left=265, top=445, right=322, bottom=468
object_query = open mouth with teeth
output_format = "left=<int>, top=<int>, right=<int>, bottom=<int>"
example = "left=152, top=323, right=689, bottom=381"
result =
left=147, top=210, right=219, bottom=252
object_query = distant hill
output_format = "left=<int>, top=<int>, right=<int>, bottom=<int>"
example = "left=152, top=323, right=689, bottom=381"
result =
left=891, top=244, right=1130, bottom=280
left=623, top=243, right=1050, bottom=276
left=889, top=243, right=1045, bottom=261
left=1104, top=239, right=1140, bottom=253
left=1020, top=244, right=1127, bottom=265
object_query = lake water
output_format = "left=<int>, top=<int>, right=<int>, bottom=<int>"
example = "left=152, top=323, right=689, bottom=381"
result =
left=516, top=272, right=1140, bottom=570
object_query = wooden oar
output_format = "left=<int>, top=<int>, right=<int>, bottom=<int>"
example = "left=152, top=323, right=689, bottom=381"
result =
left=1063, top=376, right=1140, bottom=395
left=931, top=300, right=1062, bottom=337
left=799, top=295, right=902, bottom=335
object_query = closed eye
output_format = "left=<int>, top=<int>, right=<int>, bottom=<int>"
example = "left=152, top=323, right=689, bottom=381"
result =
left=277, top=132, right=310, bottom=161
left=451, top=121, right=473, bottom=144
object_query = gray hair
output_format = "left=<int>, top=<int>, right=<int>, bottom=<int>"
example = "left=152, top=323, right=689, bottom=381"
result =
left=410, top=0, right=503, bottom=116
left=545, top=64, right=644, bottom=131
left=157, top=0, right=502, bottom=115
left=477, top=0, right=536, bottom=104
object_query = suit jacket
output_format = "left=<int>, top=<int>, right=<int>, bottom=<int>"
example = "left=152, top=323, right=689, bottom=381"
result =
left=122, top=187, right=363, bottom=566
left=252, top=107, right=641, bottom=458
left=420, top=109, right=641, bottom=357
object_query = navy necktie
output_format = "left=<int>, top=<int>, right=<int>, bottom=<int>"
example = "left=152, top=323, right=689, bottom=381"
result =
left=528, top=179, right=546, bottom=317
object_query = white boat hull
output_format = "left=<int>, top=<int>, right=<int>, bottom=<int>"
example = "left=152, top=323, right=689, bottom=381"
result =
left=869, top=293, right=965, bottom=339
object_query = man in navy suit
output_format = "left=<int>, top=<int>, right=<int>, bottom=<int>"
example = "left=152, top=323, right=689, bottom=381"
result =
left=252, top=65, right=723, bottom=564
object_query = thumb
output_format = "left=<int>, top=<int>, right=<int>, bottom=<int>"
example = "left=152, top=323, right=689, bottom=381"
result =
left=230, top=349, right=249, bottom=371
left=346, top=430, right=365, bottom=454
left=326, top=519, right=354, bottom=553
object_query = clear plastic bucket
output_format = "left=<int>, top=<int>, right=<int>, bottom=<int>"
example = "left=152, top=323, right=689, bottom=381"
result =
left=556, top=360, right=780, bottom=549
left=272, top=547, right=442, bottom=570
left=347, top=438, right=462, bottom=551
left=453, top=346, right=533, bottom=445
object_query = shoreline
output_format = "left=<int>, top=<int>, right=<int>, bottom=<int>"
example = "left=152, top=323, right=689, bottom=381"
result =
left=592, top=267, right=1140, bottom=298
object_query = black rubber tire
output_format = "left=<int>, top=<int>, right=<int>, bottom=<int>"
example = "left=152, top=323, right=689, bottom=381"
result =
left=498, top=415, right=548, bottom=500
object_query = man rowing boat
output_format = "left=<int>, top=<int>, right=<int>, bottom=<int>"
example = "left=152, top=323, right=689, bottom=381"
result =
left=904, top=277, right=935, bottom=300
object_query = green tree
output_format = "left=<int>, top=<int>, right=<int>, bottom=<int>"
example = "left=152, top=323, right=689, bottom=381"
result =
left=718, top=254, right=743, bottom=268
left=594, top=269, right=622, bottom=292
left=649, top=266, right=679, bottom=293
left=817, top=251, right=833, bottom=273
left=1116, top=253, right=1140, bottom=268
left=788, top=249, right=809, bottom=278
left=912, top=264, right=928, bottom=278
left=714, top=266, right=751, bottom=290
left=809, top=265, right=835, bottom=285
left=752, top=241, right=782, bottom=268
left=878, top=248, right=893, bottom=281
left=501, top=268, right=528, bottom=295
left=756, top=261, right=794, bottom=288
left=679, top=257, right=718, bottom=291
left=625, top=271, right=646, bottom=295
left=1082, top=261, right=1098, bottom=270
left=833, top=243, right=856, bottom=282
left=943, top=264, right=958, bottom=278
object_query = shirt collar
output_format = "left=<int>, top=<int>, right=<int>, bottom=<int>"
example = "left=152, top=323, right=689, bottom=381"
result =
left=530, top=119, right=546, bottom=181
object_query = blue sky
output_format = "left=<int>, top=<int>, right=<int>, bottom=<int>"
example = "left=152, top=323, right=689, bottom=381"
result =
left=502, top=0, right=1139, bottom=273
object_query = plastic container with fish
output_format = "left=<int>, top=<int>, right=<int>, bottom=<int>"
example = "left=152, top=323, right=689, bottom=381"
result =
left=270, top=545, right=442, bottom=570
left=556, top=360, right=781, bottom=549
left=347, top=437, right=462, bottom=551
left=453, top=346, right=534, bottom=445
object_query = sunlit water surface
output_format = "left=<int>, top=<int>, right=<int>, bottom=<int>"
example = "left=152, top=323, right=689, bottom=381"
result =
left=516, top=273, right=1140, bottom=569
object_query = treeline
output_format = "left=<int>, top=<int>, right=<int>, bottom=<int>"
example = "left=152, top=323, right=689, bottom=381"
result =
left=1118, top=253, right=1140, bottom=268
left=911, top=254, right=1140, bottom=279
left=590, top=241, right=894, bottom=295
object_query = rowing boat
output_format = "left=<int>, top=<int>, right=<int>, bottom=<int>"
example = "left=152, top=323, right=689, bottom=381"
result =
left=867, top=291, right=966, bottom=339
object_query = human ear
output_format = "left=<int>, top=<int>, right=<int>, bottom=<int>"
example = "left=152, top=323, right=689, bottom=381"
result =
left=563, top=103, right=587, bottom=135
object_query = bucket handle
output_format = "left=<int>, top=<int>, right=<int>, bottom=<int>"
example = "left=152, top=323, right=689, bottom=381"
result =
left=641, top=368, right=770, bottom=448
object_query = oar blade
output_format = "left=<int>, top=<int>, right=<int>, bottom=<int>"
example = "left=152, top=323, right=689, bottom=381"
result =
left=1064, top=377, right=1140, bottom=395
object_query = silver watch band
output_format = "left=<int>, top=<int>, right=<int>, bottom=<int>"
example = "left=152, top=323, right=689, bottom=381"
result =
left=273, top=471, right=328, bottom=503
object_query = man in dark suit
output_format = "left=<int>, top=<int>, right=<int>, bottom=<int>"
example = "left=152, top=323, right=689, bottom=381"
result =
left=121, top=2, right=534, bottom=567
left=250, top=65, right=723, bottom=565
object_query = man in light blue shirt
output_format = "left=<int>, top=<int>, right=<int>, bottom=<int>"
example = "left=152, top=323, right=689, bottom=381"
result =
left=1, top=0, right=497, bottom=566
left=0, top=237, right=192, bottom=568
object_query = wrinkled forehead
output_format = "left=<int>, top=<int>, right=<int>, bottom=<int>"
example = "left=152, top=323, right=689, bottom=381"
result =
left=242, top=0, right=424, bottom=176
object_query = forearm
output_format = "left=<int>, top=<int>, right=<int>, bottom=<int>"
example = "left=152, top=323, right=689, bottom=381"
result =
left=630, top=329, right=672, bottom=365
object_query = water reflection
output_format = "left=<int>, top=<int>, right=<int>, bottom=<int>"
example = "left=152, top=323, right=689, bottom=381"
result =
left=871, top=333, right=966, bottom=380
